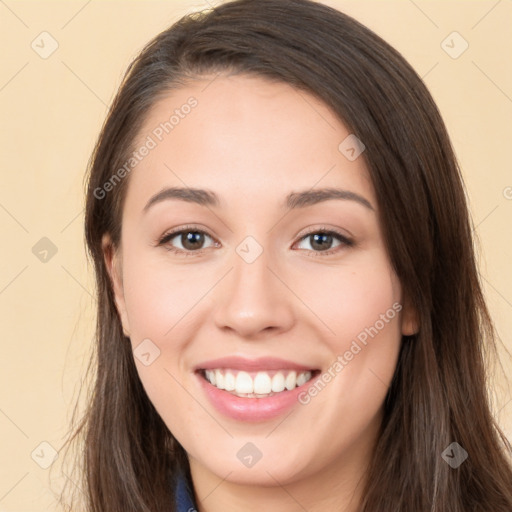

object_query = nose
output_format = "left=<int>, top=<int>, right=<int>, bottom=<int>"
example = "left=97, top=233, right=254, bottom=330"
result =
left=212, top=245, right=295, bottom=339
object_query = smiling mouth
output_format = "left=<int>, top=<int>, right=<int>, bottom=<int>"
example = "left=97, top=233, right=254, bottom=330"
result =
left=198, top=368, right=320, bottom=398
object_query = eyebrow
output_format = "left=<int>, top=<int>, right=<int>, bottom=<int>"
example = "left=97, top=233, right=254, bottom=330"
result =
left=143, top=186, right=374, bottom=212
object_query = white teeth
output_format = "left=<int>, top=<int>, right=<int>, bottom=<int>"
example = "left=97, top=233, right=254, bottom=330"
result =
left=235, top=371, right=253, bottom=394
left=271, top=372, right=285, bottom=392
left=285, top=371, right=297, bottom=390
left=215, top=370, right=224, bottom=390
left=203, top=369, right=314, bottom=396
left=224, top=371, right=236, bottom=391
left=253, top=372, right=272, bottom=394
left=297, top=371, right=309, bottom=387
left=205, top=370, right=216, bottom=386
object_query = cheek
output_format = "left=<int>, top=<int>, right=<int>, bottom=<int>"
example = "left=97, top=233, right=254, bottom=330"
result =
left=294, top=258, right=402, bottom=346
left=121, top=254, right=206, bottom=342
left=295, top=259, right=403, bottom=415
left=120, top=249, right=202, bottom=437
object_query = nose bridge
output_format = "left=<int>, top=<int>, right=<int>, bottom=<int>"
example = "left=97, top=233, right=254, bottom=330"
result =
left=212, top=236, right=295, bottom=337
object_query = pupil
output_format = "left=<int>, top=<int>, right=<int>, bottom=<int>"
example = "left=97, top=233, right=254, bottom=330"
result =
left=311, top=233, right=332, bottom=251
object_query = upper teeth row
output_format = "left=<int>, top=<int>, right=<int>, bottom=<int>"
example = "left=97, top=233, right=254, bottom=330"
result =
left=204, top=369, right=313, bottom=395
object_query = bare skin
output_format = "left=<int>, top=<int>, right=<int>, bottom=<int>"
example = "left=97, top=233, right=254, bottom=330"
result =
left=103, top=73, right=418, bottom=512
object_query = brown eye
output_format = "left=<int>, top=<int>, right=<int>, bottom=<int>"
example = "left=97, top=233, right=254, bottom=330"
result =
left=179, top=231, right=206, bottom=251
left=308, top=233, right=335, bottom=251
left=295, top=230, right=354, bottom=255
left=158, top=228, right=216, bottom=254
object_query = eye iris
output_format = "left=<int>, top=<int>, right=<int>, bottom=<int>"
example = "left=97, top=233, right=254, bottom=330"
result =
left=310, top=233, right=333, bottom=251
left=182, top=231, right=204, bottom=250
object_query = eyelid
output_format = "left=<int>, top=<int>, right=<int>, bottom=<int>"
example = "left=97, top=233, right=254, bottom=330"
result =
left=294, top=225, right=354, bottom=244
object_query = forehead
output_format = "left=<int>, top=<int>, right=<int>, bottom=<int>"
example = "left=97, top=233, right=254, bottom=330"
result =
left=125, top=73, right=374, bottom=214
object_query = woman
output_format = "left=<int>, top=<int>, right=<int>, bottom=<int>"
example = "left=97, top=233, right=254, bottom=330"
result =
left=60, top=0, right=512, bottom=510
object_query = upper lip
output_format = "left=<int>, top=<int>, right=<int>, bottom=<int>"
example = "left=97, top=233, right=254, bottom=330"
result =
left=195, top=356, right=317, bottom=372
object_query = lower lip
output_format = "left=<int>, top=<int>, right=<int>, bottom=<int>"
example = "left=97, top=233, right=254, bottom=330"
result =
left=196, top=372, right=317, bottom=422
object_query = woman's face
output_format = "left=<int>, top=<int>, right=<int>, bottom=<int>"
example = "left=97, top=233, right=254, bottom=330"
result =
left=104, top=74, right=417, bottom=494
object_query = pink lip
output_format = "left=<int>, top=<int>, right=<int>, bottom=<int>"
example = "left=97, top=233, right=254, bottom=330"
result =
left=194, top=356, right=320, bottom=422
left=195, top=356, right=315, bottom=372
left=196, top=374, right=318, bottom=422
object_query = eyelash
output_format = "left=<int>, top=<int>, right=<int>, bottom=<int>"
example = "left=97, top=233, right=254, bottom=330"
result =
left=156, top=225, right=354, bottom=257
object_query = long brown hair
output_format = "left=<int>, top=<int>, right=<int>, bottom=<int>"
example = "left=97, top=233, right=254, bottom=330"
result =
left=59, top=0, right=512, bottom=510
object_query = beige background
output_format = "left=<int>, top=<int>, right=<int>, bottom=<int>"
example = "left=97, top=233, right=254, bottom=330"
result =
left=0, top=0, right=511, bottom=510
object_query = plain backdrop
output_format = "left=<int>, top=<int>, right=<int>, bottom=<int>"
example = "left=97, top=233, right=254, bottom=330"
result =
left=0, top=1, right=511, bottom=510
